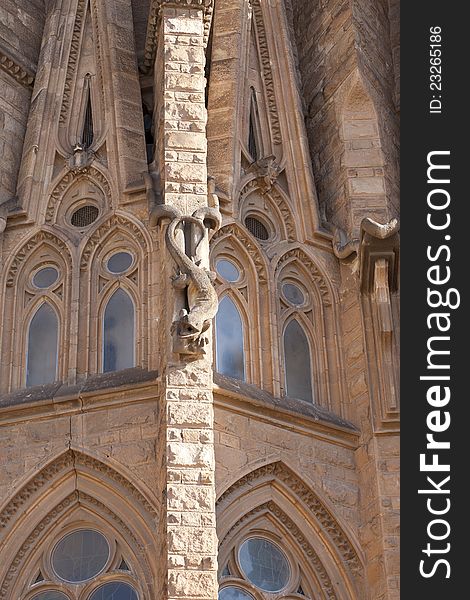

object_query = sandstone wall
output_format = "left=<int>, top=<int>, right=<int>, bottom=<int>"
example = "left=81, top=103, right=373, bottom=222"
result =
left=0, top=0, right=45, bottom=71
left=0, top=70, right=31, bottom=205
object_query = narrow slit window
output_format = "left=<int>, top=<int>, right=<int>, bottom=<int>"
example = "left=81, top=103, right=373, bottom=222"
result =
left=216, top=296, right=245, bottom=381
left=103, top=289, right=135, bottom=373
left=248, top=88, right=259, bottom=161
left=284, top=319, right=313, bottom=403
left=26, top=303, right=59, bottom=387
left=81, top=77, right=94, bottom=149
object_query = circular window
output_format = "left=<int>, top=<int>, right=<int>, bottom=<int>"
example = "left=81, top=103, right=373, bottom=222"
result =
left=107, top=252, right=133, bottom=274
left=282, top=283, right=305, bottom=306
left=33, top=267, right=59, bottom=289
left=32, top=593, right=70, bottom=600
left=216, top=259, right=240, bottom=282
left=238, top=538, right=290, bottom=592
left=219, top=587, right=255, bottom=600
left=245, top=216, right=269, bottom=241
left=89, top=582, right=138, bottom=600
left=70, top=205, right=99, bottom=228
left=52, top=529, right=109, bottom=583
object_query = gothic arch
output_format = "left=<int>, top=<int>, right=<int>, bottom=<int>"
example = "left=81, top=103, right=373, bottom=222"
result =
left=211, top=222, right=268, bottom=284
left=238, top=179, right=298, bottom=243
left=4, top=230, right=73, bottom=289
left=273, top=247, right=348, bottom=412
left=216, top=461, right=364, bottom=600
left=78, top=213, right=152, bottom=375
left=80, top=213, right=150, bottom=269
left=0, top=449, right=158, bottom=598
left=211, top=222, right=275, bottom=390
left=45, top=166, right=113, bottom=225
left=0, top=230, right=73, bottom=393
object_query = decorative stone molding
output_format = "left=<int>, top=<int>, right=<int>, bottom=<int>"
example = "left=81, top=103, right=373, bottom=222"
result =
left=251, top=0, right=282, bottom=144
left=0, top=50, right=35, bottom=88
left=275, top=248, right=331, bottom=306
left=46, top=166, right=112, bottom=223
left=0, top=492, right=79, bottom=599
left=60, top=0, right=87, bottom=124
left=220, top=501, right=337, bottom=599
left=247, top=156, right=281, bottom=194
left=0, top=450, right=157, bottom=535
left=0, top=491, right=153, bottom=599
left=141, top=0, right=214, bottom=74
left=217, top=462, right=363, bottom=581
left=240, top=179, right=297, bottom=242
left=80, top=215, right=147, bottom=268
left=359, top=218, right=399, bottom=294
left=6, top=231, right=72, bottom=287
left=211, top=223, right=268, bottom=283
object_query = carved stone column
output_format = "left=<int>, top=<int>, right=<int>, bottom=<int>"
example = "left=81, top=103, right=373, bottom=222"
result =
left=151, top=2, right=218, bottom=600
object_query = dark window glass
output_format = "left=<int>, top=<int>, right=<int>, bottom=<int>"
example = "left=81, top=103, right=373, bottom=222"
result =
left=33, top=267, right=59, bottom=289
left=52, top=529, right=109, bottom=583
left=216, top=259, right=240, bottom=282
left=219, top=588, right=254, bottom=600
left=32, top=592, right=70, bottom=600
left=284, top=319, right=313, bottom=403
left=26, top=303, right=58, bottom=387
left=216, top=297, right=245, bottom=380
left=238, top=538, right=290, bottom=592
left=282, top=283, right=305, bottom=306
left=107, top=252, right=133, bottom=274
left=103, top=289, right=135, bottom=372
left=89, top=582, right=138, bottom=600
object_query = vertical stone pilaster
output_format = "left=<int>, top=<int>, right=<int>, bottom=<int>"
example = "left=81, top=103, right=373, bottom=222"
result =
left=153, top=3, right=218, bottom=600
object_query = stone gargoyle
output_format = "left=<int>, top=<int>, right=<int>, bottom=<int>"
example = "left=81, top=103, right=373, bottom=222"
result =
left=145, top=173, right=221, bottom=359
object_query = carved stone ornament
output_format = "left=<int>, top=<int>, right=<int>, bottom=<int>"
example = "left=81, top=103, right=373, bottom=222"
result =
left=247, top=155, right=282, bottom=194
left=0, top=50, right=35, bottom=88
left=67, top=142, right=94, bottom=173
left=147, top=177, right=221, bottom=359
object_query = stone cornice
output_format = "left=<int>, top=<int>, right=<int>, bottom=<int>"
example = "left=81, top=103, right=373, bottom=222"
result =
left=141, top=0, right=214, bottom=74
left=0, top=50, right=35, bottom=88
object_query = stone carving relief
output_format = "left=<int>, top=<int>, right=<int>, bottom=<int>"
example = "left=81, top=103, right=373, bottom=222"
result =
left=0, top=490, right=154, bottom=599
left=247, top=155, right=281, bottom=194
left=251, top=0, right=282, bottom=144
left=275, top=248, right=331, bottom=306
left=0, top=50, right=34, bottom=88
left=240, top=179, right=297, bottom=243
left=210, top=223, right=268, bottom=284
left=60, top=0, right=88, bottom=124
left=80, top=215, right=146, bottom=269
left=0, top=450, right=158, bottom=535
left=6, top=231, right=72, bottom=288
left=217, top=462, right=363, bottom=582
left=46, top=166, right=111, bottom=224
left=147, top=174, right=221, bottom=359
left=220, top=501, right=337, bottom=600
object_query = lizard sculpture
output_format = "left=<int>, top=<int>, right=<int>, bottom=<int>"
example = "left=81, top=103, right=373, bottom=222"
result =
left=147, top=170, right=221, bottom=358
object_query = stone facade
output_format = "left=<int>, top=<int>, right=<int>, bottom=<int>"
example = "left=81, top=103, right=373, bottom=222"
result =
left=0, top=1, right=399, bottom=600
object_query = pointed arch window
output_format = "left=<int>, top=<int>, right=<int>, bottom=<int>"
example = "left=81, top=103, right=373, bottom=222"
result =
left=248, top=88, right=261, bottom=161
left=283, top=319, right=313, bottom=403
left=103, top=288, right=135, bottom=373
left=216, top=296, right=245, bottom=381
left=26, top=303, right=59, bottom=387
left=81, top=74, right=94, bottom=149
